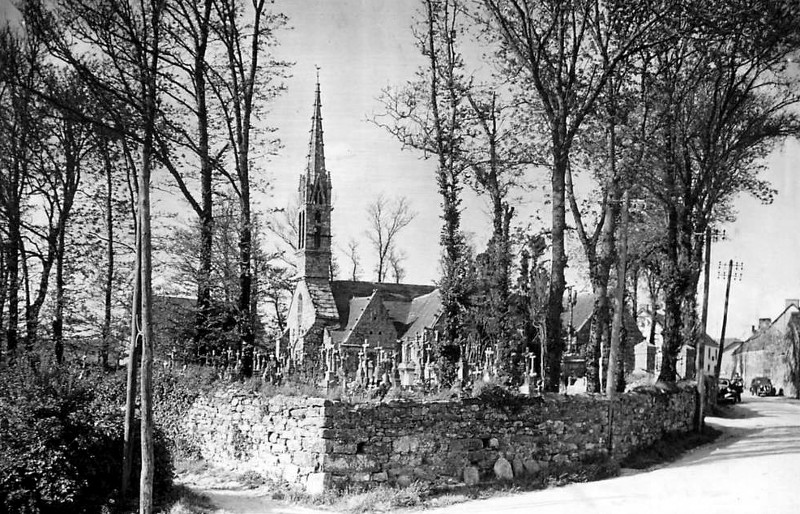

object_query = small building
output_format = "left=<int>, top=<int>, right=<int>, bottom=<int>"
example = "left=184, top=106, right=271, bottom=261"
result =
left=731, top=299, right=800, bottom=397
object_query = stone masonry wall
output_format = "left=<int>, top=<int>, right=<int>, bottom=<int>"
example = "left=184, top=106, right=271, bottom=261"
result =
left=182, top=386, right=696, bottom=493
left=183, top=390, right=331, bottom=492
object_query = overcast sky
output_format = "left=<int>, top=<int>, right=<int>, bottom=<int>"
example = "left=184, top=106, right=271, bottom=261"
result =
left=2, top=0, right=798, bottom=341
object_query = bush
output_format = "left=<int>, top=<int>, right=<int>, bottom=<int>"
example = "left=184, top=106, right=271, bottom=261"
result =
left=0, top=366, right=173, bottom=513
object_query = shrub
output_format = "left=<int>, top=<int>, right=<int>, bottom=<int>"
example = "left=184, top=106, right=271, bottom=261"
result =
left=0, top=366, right=173, bottom=513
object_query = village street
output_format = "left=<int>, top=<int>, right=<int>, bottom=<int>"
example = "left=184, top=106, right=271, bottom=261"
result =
left=431, top=397, right=800, bottom=514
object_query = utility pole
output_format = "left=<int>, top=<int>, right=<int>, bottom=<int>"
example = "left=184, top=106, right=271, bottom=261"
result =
left=714, top=260, right=744, bottom=382
left=695, top=228, right=725, bottom=431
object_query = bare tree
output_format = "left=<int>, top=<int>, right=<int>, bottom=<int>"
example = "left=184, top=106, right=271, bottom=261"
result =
left=365, top=194, right=416, bottom=282
left=388, top=248, right=407, bottom=284
left=208, top=0, right=288, bottom=375
left=343, top=238, right=361, bottom=281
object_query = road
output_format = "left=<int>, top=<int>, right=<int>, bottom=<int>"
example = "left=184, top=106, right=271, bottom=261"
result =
left=430, top=396, right=800, bottom=514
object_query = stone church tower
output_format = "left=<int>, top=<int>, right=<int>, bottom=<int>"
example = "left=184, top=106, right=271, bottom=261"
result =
left=297, top=79, right=332, bottom=280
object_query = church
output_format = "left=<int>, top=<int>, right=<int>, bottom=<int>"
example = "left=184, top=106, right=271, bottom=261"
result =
left=277, top=82, right=444, bottom=383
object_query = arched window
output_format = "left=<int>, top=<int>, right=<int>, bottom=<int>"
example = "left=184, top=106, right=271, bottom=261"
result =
left=298, top=211, right=305, bottom=249
left=297, top=293, right=303, bottom=326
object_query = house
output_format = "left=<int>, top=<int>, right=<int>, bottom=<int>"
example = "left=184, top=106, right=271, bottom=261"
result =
left=635, top=309, right=697, bottom=379
left=731, top=299, right=800, bottom=397
left=278, top=82, right=443, bottom=381
left=720, top=338, right=744, bottom=378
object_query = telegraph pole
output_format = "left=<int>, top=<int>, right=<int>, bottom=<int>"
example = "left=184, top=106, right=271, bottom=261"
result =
left=695, top=228, right=724, bottom=431
left=714, top=259, right=743, bottom=381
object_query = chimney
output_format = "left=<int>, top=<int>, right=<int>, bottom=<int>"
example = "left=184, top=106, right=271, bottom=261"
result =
left=786, top=299, right=799, bottom=309
left=758, top=318, right=772, bottom=330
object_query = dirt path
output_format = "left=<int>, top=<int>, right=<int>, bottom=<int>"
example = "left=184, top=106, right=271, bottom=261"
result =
left=175, top=469, right=325, bottom=514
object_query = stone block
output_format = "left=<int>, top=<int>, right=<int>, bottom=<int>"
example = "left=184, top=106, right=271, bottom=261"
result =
left=512, top=457, right=524, bottom=478
left=396, top=474, right=412, bottom=487
left=493, top=456, right=514, bottom=481
left=393, top=435, right=420, bottom=453
left=463, top=466, right=480, bottom=486
left=372, top=471, right=388, bottom=482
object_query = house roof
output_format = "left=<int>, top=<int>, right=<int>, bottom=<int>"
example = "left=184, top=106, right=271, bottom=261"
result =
left=563, top=293, right=645, bottom=345
left=737, top=303, right=800, bottom=353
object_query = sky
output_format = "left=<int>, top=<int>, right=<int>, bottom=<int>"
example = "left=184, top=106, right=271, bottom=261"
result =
left=2, top=0, right=799, bottom=341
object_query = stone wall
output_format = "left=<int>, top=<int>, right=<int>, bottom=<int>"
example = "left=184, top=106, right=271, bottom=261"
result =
left=182, top=386, right=696, bottom=493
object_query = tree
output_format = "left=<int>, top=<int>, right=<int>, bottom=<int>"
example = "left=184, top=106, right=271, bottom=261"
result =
left=375, top=0, right=472, bottom=386
left=365, top=194, right=416, bottom=282
left=481, top=0, right=672, bottom=391
left=0, top=21, right=46, bottom=363
left=207, top=0, right=288, bottom=376
left=343, top=238, right=362, bottom=281
left=28, top=0, right=169, bottom=509
left=632, top=0, right=800, bottom=382
left=157, top=0, right=223, bottom=352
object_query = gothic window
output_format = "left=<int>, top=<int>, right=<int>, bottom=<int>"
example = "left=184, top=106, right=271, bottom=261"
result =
left=297, top=293, right=303, bottom=326
left=298, top=211, right=305, bottom=249
left=314, top=226, right=321, bottom=249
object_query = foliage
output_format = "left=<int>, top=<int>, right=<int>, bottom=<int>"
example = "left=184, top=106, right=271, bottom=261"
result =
left=0, top=366, right=173, bottom=513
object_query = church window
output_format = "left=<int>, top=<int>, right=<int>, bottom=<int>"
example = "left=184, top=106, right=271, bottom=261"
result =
left=297, top=293, right=304, bottom=326
left=298, top=212, right=305, bottom=249
left=314, top=226, right=321, bottom=249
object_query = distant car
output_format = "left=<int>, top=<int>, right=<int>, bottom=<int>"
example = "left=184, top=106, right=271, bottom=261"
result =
left=750, top=377, right=775, bottom=396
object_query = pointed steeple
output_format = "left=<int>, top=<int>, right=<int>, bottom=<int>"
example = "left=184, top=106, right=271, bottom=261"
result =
left=307, top=70, right=326, bottom=178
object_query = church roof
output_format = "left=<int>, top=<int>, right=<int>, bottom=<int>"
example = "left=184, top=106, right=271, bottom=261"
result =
left=403, top=289, right=443, bottom=341
left=324, top=281, right=440, bottom=340
left=329, top=281, right=437, bottom=325
left=305, top=279, right=338, bottom=320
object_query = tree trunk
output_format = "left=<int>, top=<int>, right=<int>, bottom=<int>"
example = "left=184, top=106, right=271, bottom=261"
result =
left=121, top=221, right=141, bottom=499
left=101, top=140, right=115, bottom=369
left=53, top=226, right=66, bottom=364
left=544, top=145, right=568, bottom=392
left=608, top=190, right=630, bottom=396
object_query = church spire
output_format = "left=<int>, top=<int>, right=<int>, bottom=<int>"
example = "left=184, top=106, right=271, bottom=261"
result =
left=307, top=70, right=326, bottom=178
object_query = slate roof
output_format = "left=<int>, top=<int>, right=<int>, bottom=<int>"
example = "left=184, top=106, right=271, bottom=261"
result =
left=403, top=289, right=443, bottom=341
left=329, top=281, right=436, bottom=325
left=319, top=281, right=441, bottom=341
left=305, top=279, right=339, bottom=320
left=562, top=294, right=596, bottom=331
left=564, top=293, right=645, bottom=344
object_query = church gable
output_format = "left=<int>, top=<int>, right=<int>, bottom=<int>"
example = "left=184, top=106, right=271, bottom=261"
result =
left=331, top=291, right=398, bottom=350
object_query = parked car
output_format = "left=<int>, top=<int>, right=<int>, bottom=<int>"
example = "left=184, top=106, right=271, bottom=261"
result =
left=717, top=378, right=739, bottom=404
left=750, top=377, right=775, bottom=396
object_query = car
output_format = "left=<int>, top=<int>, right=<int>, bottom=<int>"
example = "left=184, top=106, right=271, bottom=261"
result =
left=717, top=378, right=739, bottom=404
left=750, top=376, right=775, bottom=396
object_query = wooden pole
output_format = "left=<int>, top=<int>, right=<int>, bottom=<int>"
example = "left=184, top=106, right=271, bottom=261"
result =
left=713, top=259, right=735, bottom=381
left=695, top=228, right=712, bottom=431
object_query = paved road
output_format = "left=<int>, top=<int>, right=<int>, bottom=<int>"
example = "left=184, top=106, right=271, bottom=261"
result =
left=430, top=396, right=800, bottom=514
